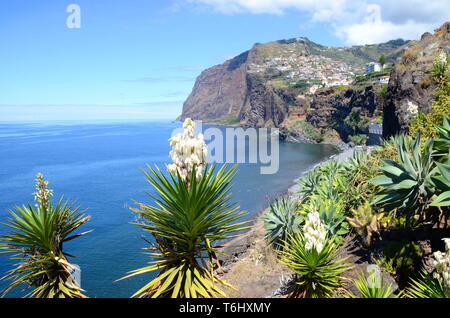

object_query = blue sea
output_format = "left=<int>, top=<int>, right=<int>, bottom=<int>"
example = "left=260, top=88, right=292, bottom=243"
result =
left=0, top=121, right=338, bottom=298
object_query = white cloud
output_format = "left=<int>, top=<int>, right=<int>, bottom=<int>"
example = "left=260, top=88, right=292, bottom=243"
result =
left=181, top=0, right=450, bottom=45
left=335, top=4, right=437, bottom=45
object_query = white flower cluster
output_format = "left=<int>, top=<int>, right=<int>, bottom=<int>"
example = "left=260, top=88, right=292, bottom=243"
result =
left=432, top=238, right=450, bottom=292
left=167, top=118, right=208, bottom=181
left=32, top=173, right=53, bottom=207
left=303, top=211, right=327, bottom=253
left=437, top=51, right=448, bottom=66
left=406, top=100, right=419, bottom=117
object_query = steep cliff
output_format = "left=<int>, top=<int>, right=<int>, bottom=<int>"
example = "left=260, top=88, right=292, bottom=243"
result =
left=383, top=22, right=450, bottom=137
left=179, top=37, right=407, bottom=130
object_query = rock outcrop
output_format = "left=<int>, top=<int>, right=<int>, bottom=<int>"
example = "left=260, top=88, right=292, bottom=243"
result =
left=383, top=22, right=450, bottom=137
left=307, top=85, right=382, bottom=140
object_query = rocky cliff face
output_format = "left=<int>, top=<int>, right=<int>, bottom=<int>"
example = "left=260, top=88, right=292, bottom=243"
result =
left=307, top=85, right=381, bottom=139
left=179, top=37, right=407, bottom=131
left=383, top=22, right=450, bottom=137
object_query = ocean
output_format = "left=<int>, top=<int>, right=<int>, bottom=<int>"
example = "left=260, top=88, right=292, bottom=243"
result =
left=0, top=120, right=339, bottom=297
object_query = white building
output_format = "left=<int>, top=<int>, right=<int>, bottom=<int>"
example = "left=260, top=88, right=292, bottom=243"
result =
left=378, top=75, right=390, bottom=84
left=366, top=62, right=382, bottom=74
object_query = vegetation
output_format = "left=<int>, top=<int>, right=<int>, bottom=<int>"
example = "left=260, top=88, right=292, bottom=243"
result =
left=375, top=240, right=423, bottom=287
left=120, top=119, right=249, bottom=298
left=348, top=134, right=368, bottom=146
left=406, top=270, right=449, bottom=298
left=370, top=134, right=437, bottom=223
left=347, top=202, right=384, bottom=247
left=262, top=197, right=302, bottom=250
left=348, top=270, right=395, bottom=298
left=409, top=52, right=450, bottom=139
left=344, top=107, right=370, bottom=135
left=0, top=173, right=90, bottom=298
left=279, top=234, right=351, bottom=298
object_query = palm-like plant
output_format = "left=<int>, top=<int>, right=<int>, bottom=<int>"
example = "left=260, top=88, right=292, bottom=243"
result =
left=0, top=173, right=90, bottom=298
left=406, top=269, right=449, bottom=298
left=279, top=234, right=351, bottom=298
left=120, top=165, right=249, bottom=298
left=348, top=270, right=395, bottom=298
left=261, top=196, right=301, bottom=250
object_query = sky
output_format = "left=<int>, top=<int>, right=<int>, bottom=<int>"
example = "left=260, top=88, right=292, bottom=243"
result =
left=0, top=0, right=449, bottom=121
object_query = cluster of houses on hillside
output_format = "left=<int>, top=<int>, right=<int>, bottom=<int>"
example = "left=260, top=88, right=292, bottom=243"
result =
left=247, top=54, right=391, bottom=93
left=248, top=54, right=355, bottom=92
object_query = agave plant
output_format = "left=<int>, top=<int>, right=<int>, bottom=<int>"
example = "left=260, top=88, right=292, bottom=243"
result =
left=0, top=173, right=90, bottom=298
left=406, top=269, right=449, bottom=298
left=431, top=162, right=450, bottom=207
left=261, top=196, right=301, bottom=250
left=120, top=165, right=249, bottom=298
left=297, top=170, right=320, bottom=198
left=370, top=133, right=437, bottom=222
left=279, top=234, right=351, bottom=298
left=433, top=116, right=450, bottom=162
left=347, top=202, right=384, bottom=246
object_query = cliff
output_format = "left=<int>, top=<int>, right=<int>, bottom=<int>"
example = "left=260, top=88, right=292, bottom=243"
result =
left=383, top=22, right=450, bottom=137
left=179, top=37, right=407, bottom=132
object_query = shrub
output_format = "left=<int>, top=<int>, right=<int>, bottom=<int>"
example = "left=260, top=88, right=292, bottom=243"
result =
left=375, top=240, right=422, bottom=287
left=348, top=134, right=368, bottom=146
left=344, top=107, right=370, bottom=135
left=262, top=197, right=302, bottom=250
left=0, top=173, right=90, bottom=298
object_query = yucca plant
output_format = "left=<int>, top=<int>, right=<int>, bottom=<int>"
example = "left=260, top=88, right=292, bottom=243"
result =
left=261, top=196, right=301, bottom=250
left=406, top=269, right=449, bottom=298
left=347, top=202, right=384, bottom=246
left=308, top=199, right=349, bottom=245
left=370, top=133, right=437, bottom=222
left=0, top=173, right=90, bottom=298
left=279, top=234, right=351, bottom=298
left=348, top=270, right=395, bottom=298
left=120, top=165, right=249, bottom=298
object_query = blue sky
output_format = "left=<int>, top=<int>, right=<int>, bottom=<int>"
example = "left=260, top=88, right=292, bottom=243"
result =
left=0, top=0, right=448, bottom=121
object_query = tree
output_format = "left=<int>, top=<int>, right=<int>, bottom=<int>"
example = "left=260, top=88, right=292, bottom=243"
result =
left=344, top=107, right=370, bottom=135
left=379, top=55, right=386, bottom=69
